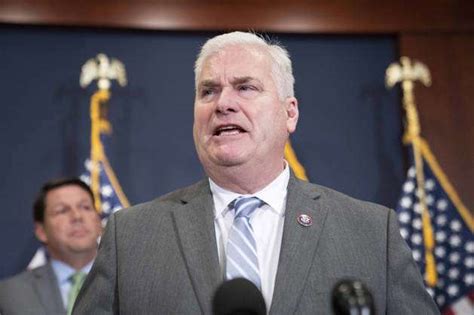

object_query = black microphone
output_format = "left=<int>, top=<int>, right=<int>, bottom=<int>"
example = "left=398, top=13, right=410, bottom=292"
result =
left=213, top=278, right=267, bottom=315
left=332, top=279, right=375, bottom=315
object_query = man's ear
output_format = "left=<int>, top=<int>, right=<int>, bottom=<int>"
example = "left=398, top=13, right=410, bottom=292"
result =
left=34, top=223, right=48, bottom=244
left=285, top=97, right=299, bottom=134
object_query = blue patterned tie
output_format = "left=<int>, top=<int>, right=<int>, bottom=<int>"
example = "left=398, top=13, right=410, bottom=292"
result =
left=226, top=196, right=263, bottom=290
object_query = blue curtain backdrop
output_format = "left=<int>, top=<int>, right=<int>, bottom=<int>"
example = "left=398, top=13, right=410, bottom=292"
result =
left=0, top=26, right=403, bottom=279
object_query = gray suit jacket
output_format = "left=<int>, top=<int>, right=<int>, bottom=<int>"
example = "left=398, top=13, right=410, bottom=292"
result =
left=74, top=176, right=439, bottom=314
left=0, top=263, right=65, bottom=315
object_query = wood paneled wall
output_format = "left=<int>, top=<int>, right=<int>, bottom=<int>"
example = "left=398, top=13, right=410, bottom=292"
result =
left=1, top=0, right=473, bottom=33
left=399, top=34, right=474, bottom=209
left=1, top=0, right=472, bottom=209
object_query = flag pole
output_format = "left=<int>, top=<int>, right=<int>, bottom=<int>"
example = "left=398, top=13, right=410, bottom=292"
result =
left=285, top=141, right=308, bottom=181
left=386, top=56, right=437, bottom=287
left=90, top=89, right=112, bottom=212
left=80, top=53, right=130, bottom=214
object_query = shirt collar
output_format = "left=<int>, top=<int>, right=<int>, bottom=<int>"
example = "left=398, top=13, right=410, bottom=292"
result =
left=51, top=259, right=94, bottom=284
left=209, top=161, right=290, bottom=218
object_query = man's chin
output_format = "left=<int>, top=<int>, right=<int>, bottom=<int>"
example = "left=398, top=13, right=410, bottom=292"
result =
left=211, top=155, right=248, bottom=167
left=68, top=242, right=98, bottom=254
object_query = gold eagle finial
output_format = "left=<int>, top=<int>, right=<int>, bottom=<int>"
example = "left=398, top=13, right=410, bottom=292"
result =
left=385, top=56, right=431, bottom=88
left=80, top=53, right=127, bottom=90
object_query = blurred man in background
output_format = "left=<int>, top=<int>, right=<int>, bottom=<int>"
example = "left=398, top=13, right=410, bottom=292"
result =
left=0, top=178, right=102, bottom=315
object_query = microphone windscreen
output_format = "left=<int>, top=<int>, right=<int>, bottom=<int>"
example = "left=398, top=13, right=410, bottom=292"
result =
left=213, top=278, right=266, bottom=315
left=332, top=279, right=375, bottom=315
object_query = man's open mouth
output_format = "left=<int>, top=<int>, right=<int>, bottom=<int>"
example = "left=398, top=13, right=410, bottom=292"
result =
left=213, top=124, right=246, bottom=136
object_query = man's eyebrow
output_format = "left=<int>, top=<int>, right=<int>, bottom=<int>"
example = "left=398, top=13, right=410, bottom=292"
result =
left=198, top=80, right=220, bottom=89
left=231, top=76, right=262, bottom=85
left=78, top=198, right=93, bottom=204
left=197, top=77, right=263, bottom=90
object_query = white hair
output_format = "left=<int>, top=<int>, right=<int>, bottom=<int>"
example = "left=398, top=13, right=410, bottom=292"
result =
left=194, top=31, right=295, bottom=100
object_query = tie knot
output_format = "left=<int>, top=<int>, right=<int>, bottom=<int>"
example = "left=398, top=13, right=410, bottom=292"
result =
left=70, top=271, right=86, bottom=285
left=231, top=196, right=263, bottom=219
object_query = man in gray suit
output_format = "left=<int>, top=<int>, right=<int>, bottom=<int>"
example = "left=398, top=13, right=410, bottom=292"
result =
left=0, top=178, right=102, bottom=315
left=74, top=32, right=439, bottom=314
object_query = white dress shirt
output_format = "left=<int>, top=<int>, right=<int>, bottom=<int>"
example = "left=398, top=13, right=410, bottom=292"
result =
left=210, top=164, right=289, bottom=309
left=51, top=259, right=93, bottom=308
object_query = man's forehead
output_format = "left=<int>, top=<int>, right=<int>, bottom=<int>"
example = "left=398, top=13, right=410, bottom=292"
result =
left=198, top=47, right=271, bottom=82
left=45, top=185, right=91, bottom=203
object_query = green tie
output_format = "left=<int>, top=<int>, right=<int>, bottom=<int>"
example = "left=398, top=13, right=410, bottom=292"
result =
left=66, top=271, right=86, bottom=315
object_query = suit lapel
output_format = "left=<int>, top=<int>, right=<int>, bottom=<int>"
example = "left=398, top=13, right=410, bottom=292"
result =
left=172, top=180, right=221, bottom=314
left=270, top=176, right=329, bottom=314
left=33, top=263, right=66, bottom=314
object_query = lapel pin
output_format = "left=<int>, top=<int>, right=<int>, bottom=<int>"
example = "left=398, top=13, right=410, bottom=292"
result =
left=297, top=214, right=313, bottom=227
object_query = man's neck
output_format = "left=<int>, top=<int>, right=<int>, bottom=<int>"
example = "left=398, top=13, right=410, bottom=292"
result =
left=207, top=159, right=286, bottom=194
left=51, top=251, right=96, bottom=271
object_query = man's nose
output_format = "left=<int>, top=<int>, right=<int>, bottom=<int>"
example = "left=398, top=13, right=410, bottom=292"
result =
left=216, top=87, right=239, bottom=114
left=70, top=207, right=84, bottom=221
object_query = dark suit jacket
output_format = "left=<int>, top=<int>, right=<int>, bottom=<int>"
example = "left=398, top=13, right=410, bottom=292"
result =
left=0, top=263, right=65, bottom=315
left=74, top=176, right=439, bottom=314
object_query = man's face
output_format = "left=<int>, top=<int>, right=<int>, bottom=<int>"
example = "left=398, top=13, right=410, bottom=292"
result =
left=35, top=185, right=102, bottom=262
left=193, top=45, right=298, bottom=177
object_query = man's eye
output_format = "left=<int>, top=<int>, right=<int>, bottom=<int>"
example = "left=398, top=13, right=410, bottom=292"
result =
left=80, top=204, right=94, bottom=211
left=201, top=88, right=215, bottom=97
left=52, top=207, right=69, bottom=215
left=238, top=85, right=255, bottom=91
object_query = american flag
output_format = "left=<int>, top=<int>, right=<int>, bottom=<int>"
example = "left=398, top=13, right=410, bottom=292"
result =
left=396, top=145, right=473, bottom=314
left=80, top=155, right=128, bottom=225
